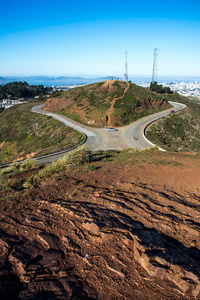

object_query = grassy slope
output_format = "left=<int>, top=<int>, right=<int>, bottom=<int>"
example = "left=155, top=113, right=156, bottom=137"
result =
left=0, top=102, right=84, bottom=164
left=0, top=146, right=199, bottom=191
left=112, top=82, right=176, bottom=124
left=146, top=94, right=200, bottom=152
left=45, top=81, right=173, bottom=126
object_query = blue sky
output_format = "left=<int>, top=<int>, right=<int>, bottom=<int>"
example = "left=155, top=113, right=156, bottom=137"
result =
left=0, top=0, right=200, bottom=77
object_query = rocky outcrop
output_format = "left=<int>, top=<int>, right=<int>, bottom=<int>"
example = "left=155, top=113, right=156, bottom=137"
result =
left=0, top=152, right=200, bottom=299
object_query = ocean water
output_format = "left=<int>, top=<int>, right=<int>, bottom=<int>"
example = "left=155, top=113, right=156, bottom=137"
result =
left=21, top=76, right=200, bottom=87
left=1, top=76, right=200, bottom=87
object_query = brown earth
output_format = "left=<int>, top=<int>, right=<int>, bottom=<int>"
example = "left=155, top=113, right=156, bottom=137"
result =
left=106, top=82, right=130, bottom=127
left=43, top=80, right=169, bottom=127
left=0, top=151, right=200, bottom=299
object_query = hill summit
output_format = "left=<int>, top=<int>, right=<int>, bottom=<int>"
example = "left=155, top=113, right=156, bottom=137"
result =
left=43, top=80, right=169, bottom=126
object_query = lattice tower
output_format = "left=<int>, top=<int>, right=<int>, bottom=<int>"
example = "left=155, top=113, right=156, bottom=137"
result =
left=152, top=48, right=159, bottom=82
left=123, top=51, right=128, bottom=82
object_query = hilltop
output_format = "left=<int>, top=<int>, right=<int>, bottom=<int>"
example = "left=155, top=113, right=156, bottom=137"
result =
left=43, top=80, right=172, bottom=127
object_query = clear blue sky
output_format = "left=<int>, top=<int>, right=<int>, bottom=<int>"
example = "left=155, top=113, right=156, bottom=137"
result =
left=0, top=0, right=200, bottom=77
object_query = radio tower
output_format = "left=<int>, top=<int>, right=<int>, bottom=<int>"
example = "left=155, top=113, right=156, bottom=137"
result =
left=152, top=48, right=159, bottom=82
left=123, top=51, right=128, bottom=82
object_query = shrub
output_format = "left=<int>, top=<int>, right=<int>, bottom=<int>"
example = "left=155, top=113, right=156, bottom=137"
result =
left=20, top=158, right=38, bottom=171
left=150, top=81, right=172, bottom=94
left=24, top=146, right=89, bottom=187
left=0, top=162, right=19, bottom=176
left=85, top=164, right=97, bottom=171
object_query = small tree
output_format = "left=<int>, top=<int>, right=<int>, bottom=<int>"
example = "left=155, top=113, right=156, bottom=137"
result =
left=150, top=81, right=171, bottom=94
left=164, top=87, right=172, bottom=94
left=150, top=81, right=158, bottom=91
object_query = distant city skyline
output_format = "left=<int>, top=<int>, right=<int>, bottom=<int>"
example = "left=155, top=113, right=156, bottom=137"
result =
left=1, top=0, right=200, bottom=77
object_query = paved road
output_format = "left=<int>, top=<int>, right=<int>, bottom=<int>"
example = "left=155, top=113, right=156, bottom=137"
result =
left=31, top=101, right=186, bottom=162
left=0, top=101, right=187, bottom=168
left=32, top=105, right=107, bottom=151
left=122, top=101, right=187, bottom=150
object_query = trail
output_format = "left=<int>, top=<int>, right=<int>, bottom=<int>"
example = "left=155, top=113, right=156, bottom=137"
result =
left=106, top=82, right=130, bottom=126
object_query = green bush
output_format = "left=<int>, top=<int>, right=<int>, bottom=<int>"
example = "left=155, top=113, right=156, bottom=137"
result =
left=85, top=164, right=97, bottom=171
left=24, top=146, right=89, bottom=187
left=150, top=81, right=172, bottom=94
left=20, top=158, right=38, bottom=171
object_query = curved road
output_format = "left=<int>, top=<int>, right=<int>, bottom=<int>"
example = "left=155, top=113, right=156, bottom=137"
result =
left=32, top=105, right=107, bottom=151
left=31, top=101, right=186, bottom=162
left=122, top=101, right=187, bottom=150
left=0, top=101, right=187, bottom=168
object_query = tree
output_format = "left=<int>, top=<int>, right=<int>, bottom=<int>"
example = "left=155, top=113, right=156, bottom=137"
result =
left=164, top=87, right=172, bottom=94
left=150, top=81, right=172, bottom=94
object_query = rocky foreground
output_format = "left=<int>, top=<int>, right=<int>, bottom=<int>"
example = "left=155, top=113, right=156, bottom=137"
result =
left=0, top=150, right=200, bottom=299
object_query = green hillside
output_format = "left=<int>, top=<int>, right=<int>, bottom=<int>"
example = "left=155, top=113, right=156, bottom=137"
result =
left=146, top=95, right=200, bottom=152
left=0, top=102, right=84, bottom=165
left=44, top=80, right=174, bottom=126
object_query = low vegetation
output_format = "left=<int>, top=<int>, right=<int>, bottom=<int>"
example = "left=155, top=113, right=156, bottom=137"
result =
left=0, top=158, right=39, bottom=191
left=146, top=96, right=200, bottom=152
left=43, top=80, right=172, bottom=126
left=24, top=146, right=90, bottom=187
left=0, top=102, right=85, bottom=164
left=0, top=146, right=90, bottom=191
left=112, top=82, right=170, bottom=124
left=0, top=146, right=189, bottom=192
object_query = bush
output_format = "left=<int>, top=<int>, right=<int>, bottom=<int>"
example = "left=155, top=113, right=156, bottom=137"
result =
left=150, top=81, right=172, bottom=94
left=20, top=158, right=38, bottom=171
left=24, top=146, right=89, bottom=187
left=0, top=162, right=18, bottom=176
left=85, top=164, right=97, bottom=171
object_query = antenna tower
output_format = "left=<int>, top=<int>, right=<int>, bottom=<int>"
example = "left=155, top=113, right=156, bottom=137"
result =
left=123, top=51, right=128, bottom=82
left=152, top=48, right=159, bottom=82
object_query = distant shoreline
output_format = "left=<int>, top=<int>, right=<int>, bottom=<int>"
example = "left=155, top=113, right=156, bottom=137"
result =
left=1, top=75, right=200, bottom=87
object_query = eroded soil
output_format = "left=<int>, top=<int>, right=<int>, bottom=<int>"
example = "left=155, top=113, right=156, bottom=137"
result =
left=0, top=152, right=200, bottom=299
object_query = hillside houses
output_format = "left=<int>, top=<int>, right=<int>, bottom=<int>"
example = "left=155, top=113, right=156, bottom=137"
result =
left=0, top=98, right=27, bottom=109
left=138, top=81, right=200, bottom=99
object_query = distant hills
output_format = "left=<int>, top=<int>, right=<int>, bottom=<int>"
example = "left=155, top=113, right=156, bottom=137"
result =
left=0, top=76, right=119, bottom=86
left=0, top=77, right=15, bottom=85
left=1, top=75, right=200, bottom=87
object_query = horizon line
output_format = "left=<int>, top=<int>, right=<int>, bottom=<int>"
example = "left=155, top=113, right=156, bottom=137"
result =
left=1, top=75, right=200, bottom=78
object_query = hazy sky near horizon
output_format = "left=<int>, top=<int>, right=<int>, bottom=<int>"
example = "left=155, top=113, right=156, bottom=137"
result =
left=1, top=0, right=200, bottom=77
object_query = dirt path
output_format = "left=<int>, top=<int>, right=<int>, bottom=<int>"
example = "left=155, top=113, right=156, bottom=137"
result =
left=106, top=82, right=130, bottom=126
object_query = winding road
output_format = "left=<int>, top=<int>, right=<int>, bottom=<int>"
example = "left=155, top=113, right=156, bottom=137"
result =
left=31, top=101, right=186, bottom=163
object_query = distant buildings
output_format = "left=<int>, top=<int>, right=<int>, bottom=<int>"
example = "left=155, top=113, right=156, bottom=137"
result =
left=52, top=84, right=86, bottom=91
left=163, top=81, right=200, bottom=98
left=137, top=81, right=200, bottom=99
left=0, top=98, right=27, bottom=109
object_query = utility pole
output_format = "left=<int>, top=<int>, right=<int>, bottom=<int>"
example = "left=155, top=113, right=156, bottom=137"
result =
left=152, top=48, right=159, bottom=82
left=123, top=51, right=128, bottom=82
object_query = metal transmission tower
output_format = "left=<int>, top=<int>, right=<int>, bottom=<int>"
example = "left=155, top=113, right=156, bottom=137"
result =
left=123, top=51, right=128, bottom=82
left=152, top=48, right=159, bottom=82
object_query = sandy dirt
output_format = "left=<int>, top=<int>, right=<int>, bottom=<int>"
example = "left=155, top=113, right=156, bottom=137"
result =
left=0, top=152, right=200, bottom=299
